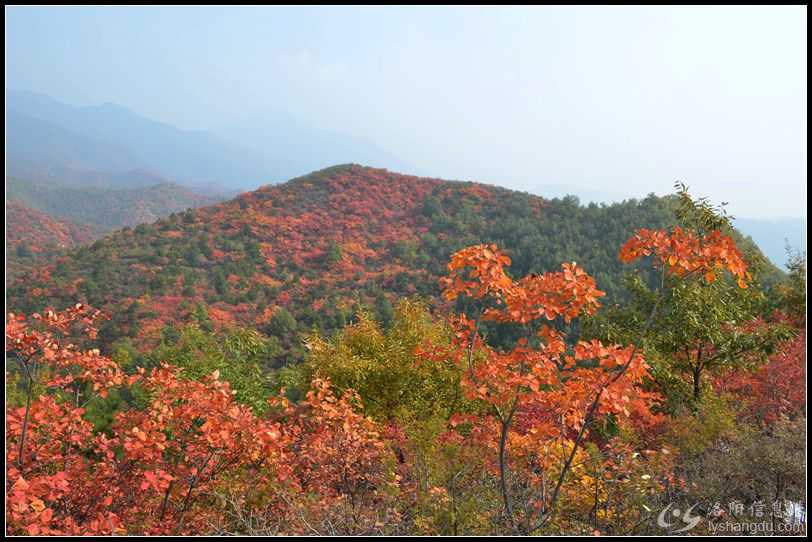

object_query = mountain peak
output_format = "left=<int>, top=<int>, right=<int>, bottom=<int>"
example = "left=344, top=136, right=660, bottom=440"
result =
left=290, top=163, right=381, bottom=181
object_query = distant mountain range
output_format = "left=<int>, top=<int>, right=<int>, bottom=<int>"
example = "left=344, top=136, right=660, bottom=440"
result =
left=6, top=90, right=411, bottom=192
left=733, top=217, right=806, bottom=270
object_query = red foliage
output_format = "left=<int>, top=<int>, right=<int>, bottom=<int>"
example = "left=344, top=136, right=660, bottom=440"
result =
left=264, top=379, right=398, bottom=534
left=11, top=166, right=545, bottom=345
left=6, top=202, right=99, bottom=277
left=5, top=307, right=287, bottom=535
left=438, top=244, right=658, bottom=432
left=714, top=329, right=806, bottom=424
left=6, top=203, right=99, bottom=254
left=6, top=306, right=397, bottom=535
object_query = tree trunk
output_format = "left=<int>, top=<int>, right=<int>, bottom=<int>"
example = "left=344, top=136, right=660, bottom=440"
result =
left=692, top=365, right=702, bottom=403
left=498, top=411, right=517, bottom=532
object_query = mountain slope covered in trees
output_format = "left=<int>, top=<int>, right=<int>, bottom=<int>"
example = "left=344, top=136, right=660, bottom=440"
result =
left=7, top=177, right=221, bottom=231
left=6, top=164, right=781, bottom=364
left=6, top=201, right=102, bottom=278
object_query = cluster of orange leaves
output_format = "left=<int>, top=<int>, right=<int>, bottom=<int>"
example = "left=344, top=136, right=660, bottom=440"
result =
left=438, top=244, right=659, bottom=434
left=262, top=380, right=400, bottom=534
left=618, top=226, right=750, bottom=288
left=428, top=224, right=756, bottom=528
left=430, top=244, right=668, bottom=523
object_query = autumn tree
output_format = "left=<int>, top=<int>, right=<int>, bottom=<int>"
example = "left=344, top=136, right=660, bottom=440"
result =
left=432, top=244, right=661, bottom=533
left=590, top=183, right=792, bottom=406
left=217, top=378, right=399, bottom=536
left=771, top=247, right=806, bottom=324
left=148, top=323, right=279, bottom=412
left=428, top=185, right=760, bottom=533
left=714, top=326, right=806, bottom=425
left=109, top=365, right=286, bottom=535
left=304, top=299, right=460, bottom=423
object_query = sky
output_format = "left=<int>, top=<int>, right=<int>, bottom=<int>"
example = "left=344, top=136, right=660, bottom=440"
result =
left=5, top=5, right=808, bottom=219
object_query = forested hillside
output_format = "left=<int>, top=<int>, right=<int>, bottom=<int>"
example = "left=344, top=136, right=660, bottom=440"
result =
left=6, top=165, right=781, bottom=365
left=6, top=201, right=102, bottom=278
left=7, top=177, right=220, bottom=230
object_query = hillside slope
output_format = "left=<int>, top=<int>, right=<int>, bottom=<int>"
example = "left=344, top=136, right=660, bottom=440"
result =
left=6, top=202, right=101, bottom=278
left=7, top=164, right=780, bottom=363
left=7, top=177, right=221, bottom=230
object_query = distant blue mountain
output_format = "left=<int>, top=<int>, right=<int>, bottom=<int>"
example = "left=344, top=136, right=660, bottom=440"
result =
left=214, top=110, right=414, bottom=180
left=7, top=109, right=142, bottom=177
left=6, top=90, right=410, bottom=191
left=734, top=217, right=806, bottom=271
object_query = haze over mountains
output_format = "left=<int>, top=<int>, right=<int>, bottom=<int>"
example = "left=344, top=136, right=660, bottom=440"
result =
left=733, top=217, right=805, bottom=271
left=5, top=89, right=805, bottom=270
left=4, top=8, right=807, bottom=537
left=6, top=90, right=410, bottom=193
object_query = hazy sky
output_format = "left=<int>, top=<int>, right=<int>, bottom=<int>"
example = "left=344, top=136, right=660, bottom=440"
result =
left=5, top=6, right=807, bottom=218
